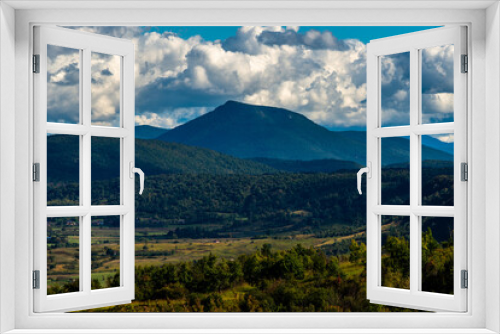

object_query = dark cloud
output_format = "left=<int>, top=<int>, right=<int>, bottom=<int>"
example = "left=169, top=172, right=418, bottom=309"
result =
left=257, top=29, right=350, bottom=51
left=101, top=68, right=113, bottom=76
left=66, top=26, right=144, bottom=39
left=380, top=52, right=411, bottom=126
left=47, top=44, right=80, bottom=59
left=421, top=45, right=454, bottom=94
left=48, top=63, right=80, bottom=86
left=135, top=76, right=236, bottom=112
left=221, top=27, right=264, bottom=55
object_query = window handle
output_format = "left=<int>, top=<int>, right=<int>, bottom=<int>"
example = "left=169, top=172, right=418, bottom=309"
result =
left=129, top=162, right=145, bottom=195
left=357, top=162, right=371, bottom=195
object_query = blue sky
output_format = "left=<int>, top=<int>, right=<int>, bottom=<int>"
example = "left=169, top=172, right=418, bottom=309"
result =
left=50, top=26, right=453, bottom=131
left=144, top=26, right=439, bottom=44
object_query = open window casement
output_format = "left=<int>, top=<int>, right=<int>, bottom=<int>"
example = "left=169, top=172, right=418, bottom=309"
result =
left=362, top=26, right=467, bottom=312
left=33, top=26, right=142, bottom=312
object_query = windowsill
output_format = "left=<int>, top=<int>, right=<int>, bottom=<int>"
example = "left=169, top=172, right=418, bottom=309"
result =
left=3, top=329, right=498, bottom=334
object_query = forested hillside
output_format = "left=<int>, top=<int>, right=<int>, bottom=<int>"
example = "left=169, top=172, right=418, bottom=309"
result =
left=48, top=167, right=453, bottom=241
left=49, top=229, right=453, bottom=312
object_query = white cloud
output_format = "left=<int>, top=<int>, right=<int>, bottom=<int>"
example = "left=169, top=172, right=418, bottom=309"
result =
left=135, top=107, right=209, bottom=129
left=90, top=53, right=121, bottom=126
left=432, top=134, right=454, bottom=143
left=135, top=112, right=179, bottom=128
left=422, top=93, right=454, bottom=123
left=49, top=26, right=450, bottom=130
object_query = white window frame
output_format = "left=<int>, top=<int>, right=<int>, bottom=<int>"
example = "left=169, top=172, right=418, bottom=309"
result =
left=365, top=26, right=467, bottom=312
left=33, top=25, right=136, bottom=312
left=0, top=1, right=499, bottom=333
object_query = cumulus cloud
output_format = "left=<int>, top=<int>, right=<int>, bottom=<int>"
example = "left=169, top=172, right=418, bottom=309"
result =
left=135, top=107, right=209, bottom=128
left=380, top=52, right=410, bottom=126
left=257, top=28, right=349, bottom=51
left=421, top=45, right=454, bottom=123
left=48, top=26, right=452, bottom=130
left=422, top=45, right=454, bottom=94
left=133, top=26, right=367, bottom=129
left=422, top=93, right=454, bottom=123
left=47, top=45, right=80, bottom=124
left=90, top=53, right=121, bottom=126
left=432, top=133, right=454, bottom=143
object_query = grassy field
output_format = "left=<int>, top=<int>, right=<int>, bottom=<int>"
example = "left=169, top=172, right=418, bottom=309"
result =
left=48, top=225, right=367, bottom=290
left=134, top=232, right=352, bottom=262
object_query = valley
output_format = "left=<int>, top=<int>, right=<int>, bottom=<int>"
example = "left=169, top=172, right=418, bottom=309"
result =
left=46, top=100, right=455, bottom=312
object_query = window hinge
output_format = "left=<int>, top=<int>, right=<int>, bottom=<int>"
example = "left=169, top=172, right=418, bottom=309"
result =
left=33, top=163, right=40, bottom=182
left=461, top=54, right=468, bottom=73
left=461, top=162, right=468, bottom=181
left=33, top=54, right=40, bottom=73
left=461, top=270, right=468, bottom=289
left=33, top=270, right=40, bottom=289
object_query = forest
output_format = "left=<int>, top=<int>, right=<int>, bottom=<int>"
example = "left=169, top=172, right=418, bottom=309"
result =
left=47, top=165, right=453, bottom=241
left=45, top=132, right=455, bottom=312
left=48, top=227, right=453, bottom=312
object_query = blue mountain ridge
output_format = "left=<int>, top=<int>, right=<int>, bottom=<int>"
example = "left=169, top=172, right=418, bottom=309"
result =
left=157, top=100, right=453, bottom=166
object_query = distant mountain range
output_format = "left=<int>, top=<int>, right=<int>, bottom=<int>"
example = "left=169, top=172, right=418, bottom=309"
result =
left=156, top=101, right=453, bottom=166
left=48, top=101, right=454, bottom=182
left=47, top=135, right=278, bottom=182
left=135, top=125, right=169, bottom=139
left=48, top=134, right=373, bottom=182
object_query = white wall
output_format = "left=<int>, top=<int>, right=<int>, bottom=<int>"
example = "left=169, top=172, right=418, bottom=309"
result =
left=0, top=2, right=16, bottom=333
left=485, top=2, right=500, bottom=333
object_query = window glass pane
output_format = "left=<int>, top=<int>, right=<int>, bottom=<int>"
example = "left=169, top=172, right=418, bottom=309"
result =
left=381, top=215, right=410, bottom=290
left=421, top=217, right=454, bottom=294
left=91, top=137, right=121, bottom=205
left=421, top=45, right=454, bottom=124
left=381, top=137, right=410, bottom=205
left=91, top=216, right=121, bottom=290
left=47, top=217, right=80, bottom=295
left=91, top=53, right=121, bottom=127
left=47, top=134, right=79, bottom=206
left=421, top=134, right=454, bottom=206
left=47, top=45, right=80, bottom=124
left=381, top=52, right=410, bottom=127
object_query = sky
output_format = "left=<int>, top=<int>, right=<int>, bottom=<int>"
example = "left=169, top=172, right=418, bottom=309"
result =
left=47, top=26, right=453, bottom=132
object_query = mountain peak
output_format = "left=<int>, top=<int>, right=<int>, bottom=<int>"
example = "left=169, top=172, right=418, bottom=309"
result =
left=222, top=100, right=243, bottom=107
left=158, top=101, right=452, bottom=165
left=159, top=101, right=354, bottom=161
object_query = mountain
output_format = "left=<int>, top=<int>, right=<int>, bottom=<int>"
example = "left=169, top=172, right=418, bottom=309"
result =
left=336, top=130, right=454, bottom=159
left=47, top=135, right=278, bottom=182
left=159, top=101, right=366, bottom=163
left=250, top=157, right=362, bottom=173
left=159, top=101, right=453, bottom=165
left=421, top=135, right=454, bottom=155
left=134, top=139, right=278, bottom=176
left=135, top=125, right=169, bottom=139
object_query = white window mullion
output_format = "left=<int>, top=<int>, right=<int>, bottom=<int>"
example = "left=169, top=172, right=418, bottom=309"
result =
left=122, top=50, right=136, bottom=299
left=409, top=47, right=420, bottom=294
left=82, top=46, right=92, bottom=295
left=372, top=126, right=411, bottom=137
left=78, top=48, right=84, bottom=292
left=366, top=45, right=380, bottom=299
left=82, top=214, right=91, bottom=294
